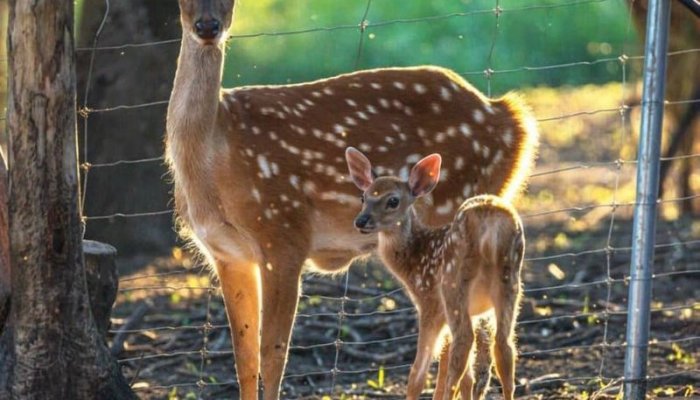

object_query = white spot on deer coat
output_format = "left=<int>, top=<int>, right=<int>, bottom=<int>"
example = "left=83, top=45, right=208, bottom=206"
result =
left=436, top=200, right=454, bottom=215
left=371, top=82, right=382, bottom=89
left=462, top=185, right=472, bottom=197
left=473, top=109, right=485, bottom=124
left=440, top=86, right=452, bottom=101
left=359, top=143, right=372, bottom=152
left=345, top=99, right=357, bottom=107
left=413, top=83, right=427, bottom=94
left=455, top=156, right=465, bottom=170
left=289, top=175, right=301, bottom=190
left=251, top=188, right=261, bottom=203
left=393, top=81, right=406, bottom=90
left=398, top=165, right=410, bottom=180
left=333, top=124, right=347, bottom=134
left=406, top=154, right=421, bottom=164
left=503, top=128, right=514, bottom=146
left=460, top=123, right=472, bottom=137
left=257, top=154, right=271, bottom=178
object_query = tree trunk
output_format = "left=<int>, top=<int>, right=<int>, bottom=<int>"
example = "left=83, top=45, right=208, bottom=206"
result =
left=0, top=153, right=8, bottom=331
left=0, top=0, right=7, bottom=150
left=77, top=0, right=180, bottom=254
left=0, top=1, right=134, bottom=398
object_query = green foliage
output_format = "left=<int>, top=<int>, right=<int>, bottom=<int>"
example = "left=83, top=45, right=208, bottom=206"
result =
left=225, top=0, right=639, bottom=94
left=366, top=365, right=385, bottom=389
left=667, top=343, right=696, bottom=365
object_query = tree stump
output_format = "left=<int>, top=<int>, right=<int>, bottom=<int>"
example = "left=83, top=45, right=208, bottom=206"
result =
left=84, top=240, right=119, bottom=339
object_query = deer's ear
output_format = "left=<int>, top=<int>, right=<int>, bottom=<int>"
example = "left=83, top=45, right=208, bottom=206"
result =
left=408, top=154, right=441, bottom=197
left=345, top=147, right=374, bottom=191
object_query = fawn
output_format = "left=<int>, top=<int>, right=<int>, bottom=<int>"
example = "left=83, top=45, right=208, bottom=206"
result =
left=166, top=1, right=537, bottom=398
left=345, top=147, right=525, bottom=400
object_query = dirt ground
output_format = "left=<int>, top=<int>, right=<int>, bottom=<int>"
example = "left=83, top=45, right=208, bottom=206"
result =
left=110, top=214, right=699, bottom=400
left=106, top=83, right=699, bottom=399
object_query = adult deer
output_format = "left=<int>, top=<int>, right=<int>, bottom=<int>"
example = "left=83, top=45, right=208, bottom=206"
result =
left=166, top=1, right=538, bottom=398
left=345, top=148, right=524, bottom=400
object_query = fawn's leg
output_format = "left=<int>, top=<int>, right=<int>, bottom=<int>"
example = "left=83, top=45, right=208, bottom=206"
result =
left=216, top=260, right=262, bottom=400
left=492, top=294, right=518, bottom=400
left=407, top=310, right=444, bottom=400
left=433, top=341, right=450, bottom=400
left=440, top=288, right=475, bottom=400
left=470, top=319, right=493, bottom=400
left=492, top=234, right=524, bottom=400
left=260, top=259, right=304, bottom=400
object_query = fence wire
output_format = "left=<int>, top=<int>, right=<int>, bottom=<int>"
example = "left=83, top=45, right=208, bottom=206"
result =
left=72, top=0, right=699, bottom=399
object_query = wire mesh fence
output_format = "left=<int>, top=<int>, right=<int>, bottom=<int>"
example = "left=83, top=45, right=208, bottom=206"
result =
left=71, top=0, right=699, bottom=398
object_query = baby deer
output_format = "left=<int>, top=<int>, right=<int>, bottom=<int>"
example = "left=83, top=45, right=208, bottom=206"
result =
left=345, top=147, right=524, bottom=400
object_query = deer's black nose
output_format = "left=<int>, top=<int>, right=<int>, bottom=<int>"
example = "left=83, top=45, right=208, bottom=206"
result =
left=354, top=214, right=372, bottom=229
left=194, top=18, right=221, bottom=40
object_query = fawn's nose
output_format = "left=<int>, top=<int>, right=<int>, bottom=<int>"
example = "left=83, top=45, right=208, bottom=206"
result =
left=354, top=214, right=372, bottom=230
left=194, top=18, right=221, bottom=40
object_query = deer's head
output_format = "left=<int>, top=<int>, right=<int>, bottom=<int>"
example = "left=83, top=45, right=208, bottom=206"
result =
left=345, top=147, right=441, bottom=234
left=178, top=0, right=235, bottom=45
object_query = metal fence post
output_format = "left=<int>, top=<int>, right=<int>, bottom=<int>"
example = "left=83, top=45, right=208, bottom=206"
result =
left=623, top=0, right=671, bottom=399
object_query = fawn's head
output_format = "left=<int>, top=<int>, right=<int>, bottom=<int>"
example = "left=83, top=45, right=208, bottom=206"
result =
left=178, top=0, right=235, bottom=45
left=345, top=147, right=441, bottom=234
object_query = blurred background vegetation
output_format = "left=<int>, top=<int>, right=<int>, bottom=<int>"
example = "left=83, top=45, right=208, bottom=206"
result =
left=224, top=0, right=638, bottom=93
left=2, top=0, right=698, bottom=255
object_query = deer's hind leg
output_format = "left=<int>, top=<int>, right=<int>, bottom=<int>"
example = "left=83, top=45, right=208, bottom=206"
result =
left=492, top=233, right=524, bottom=400
left=470, top=318, right=493, bottom=400
left=441, top=279, right=476, bottom=400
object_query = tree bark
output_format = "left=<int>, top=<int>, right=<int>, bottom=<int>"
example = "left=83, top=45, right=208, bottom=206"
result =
left=77, top=0, right=181, bottom=254
left=0, top=1, right=134, bottom=398
left=0, top=0, right=7, bottom=149
left=0, top=152, right=8, bottom=331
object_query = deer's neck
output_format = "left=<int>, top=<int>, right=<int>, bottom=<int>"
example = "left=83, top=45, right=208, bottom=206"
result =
left=167, top=35, right=224, bottom=146
left=377, top=210, right=429, bottom=279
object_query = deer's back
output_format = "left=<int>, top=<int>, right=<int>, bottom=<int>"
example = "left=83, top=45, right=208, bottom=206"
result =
left=220, top=66, right=537, bottom=232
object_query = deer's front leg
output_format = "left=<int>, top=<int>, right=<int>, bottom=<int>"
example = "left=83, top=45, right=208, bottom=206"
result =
left=216, top=260, right=262, bottom=400
left=407, top=305, right=444, bottom=400
left=260, top=258, right=304, bottom=400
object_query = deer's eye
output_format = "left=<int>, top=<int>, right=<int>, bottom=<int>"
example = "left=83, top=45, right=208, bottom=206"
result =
left=386, top=197, right=400, bottom=209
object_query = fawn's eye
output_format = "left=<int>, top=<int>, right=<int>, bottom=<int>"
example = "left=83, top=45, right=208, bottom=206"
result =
left=386, top=197, right=400, bottom=209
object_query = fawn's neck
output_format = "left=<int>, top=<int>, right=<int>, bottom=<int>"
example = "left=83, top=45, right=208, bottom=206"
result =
left=377, top=209, right=431, bottom=278
left=166, top=35, right=224, bottom=145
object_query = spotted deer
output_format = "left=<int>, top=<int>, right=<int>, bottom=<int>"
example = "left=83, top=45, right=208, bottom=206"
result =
left=166, top=1, right=538, bottom=399
left=345, top=147, right=524, bottom=400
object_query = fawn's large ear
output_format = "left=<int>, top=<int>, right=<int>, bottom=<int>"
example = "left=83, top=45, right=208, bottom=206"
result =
left=408, top=154, right=441, bottom=197
left=345, top=147, right=374, bottom=191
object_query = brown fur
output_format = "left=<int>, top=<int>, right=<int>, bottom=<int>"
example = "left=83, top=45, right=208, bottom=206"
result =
left=346, top=150, right=524, bottom=400
left=376, top=194, right=524, bottom=400
left=166, top=2, right=538, bottom=399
